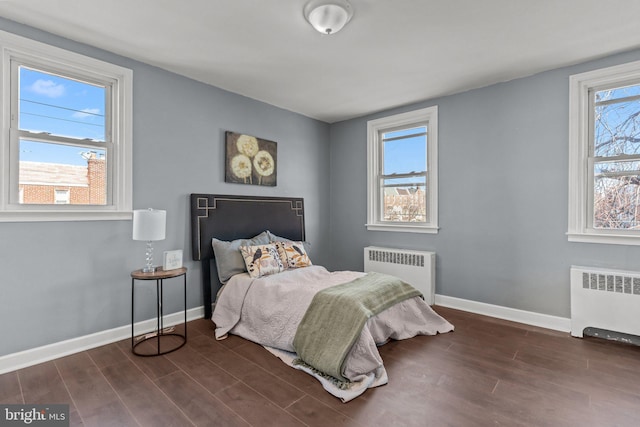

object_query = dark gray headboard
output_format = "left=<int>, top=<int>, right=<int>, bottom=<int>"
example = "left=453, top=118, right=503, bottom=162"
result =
left=190, top=194, right=305, bottom=318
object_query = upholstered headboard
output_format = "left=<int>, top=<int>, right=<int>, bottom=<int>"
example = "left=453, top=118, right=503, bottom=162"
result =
left=190, top=194, right=305, bottom=318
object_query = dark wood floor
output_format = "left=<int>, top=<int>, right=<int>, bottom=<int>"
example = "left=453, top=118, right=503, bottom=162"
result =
left=2, top=306, right=640, bottom=426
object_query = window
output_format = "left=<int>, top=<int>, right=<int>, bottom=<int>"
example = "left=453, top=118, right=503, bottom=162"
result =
left=54, top=189, right=70, bottom=204
left=0, top=30, right=132, bottom=221
left=569, top=60, right=640, bottom=245
left=367, top=106, right=438, bottom=233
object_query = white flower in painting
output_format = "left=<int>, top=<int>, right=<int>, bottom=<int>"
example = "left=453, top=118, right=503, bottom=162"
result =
left=29, top=79, right=65, bottom=98
left=253, top=150, right=274, bottom=177
left=236, top=135, right=259, bottom=157
left=231, top=154, right=252, bottom=179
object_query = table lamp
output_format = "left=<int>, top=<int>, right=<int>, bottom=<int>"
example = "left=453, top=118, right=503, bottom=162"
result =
left=133, top=208, right=166, bottom=273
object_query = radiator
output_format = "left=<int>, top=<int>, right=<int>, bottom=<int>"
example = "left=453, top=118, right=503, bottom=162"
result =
left=570, top=266, right=640, bottom=338
left=364, top=246, right=435, bottom=304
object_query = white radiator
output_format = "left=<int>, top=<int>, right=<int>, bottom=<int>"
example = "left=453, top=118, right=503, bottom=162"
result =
left=570, top=266, right=640, bottom=338
left=364, top=246, right=435, bottom=305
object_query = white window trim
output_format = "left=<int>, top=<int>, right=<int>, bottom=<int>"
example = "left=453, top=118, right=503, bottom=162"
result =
left=366, top=106, right=438, bottom=233
left=568, top=60, right=640, bottom=245
left=0, top=30, right=132, bottom=222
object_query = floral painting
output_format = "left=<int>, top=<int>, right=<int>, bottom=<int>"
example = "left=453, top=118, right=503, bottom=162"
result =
left=225, top=131, right=277, bottom=186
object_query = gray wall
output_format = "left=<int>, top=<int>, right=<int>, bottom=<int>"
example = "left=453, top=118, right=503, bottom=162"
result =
left=0, top=19, right=330, bottom=357
left=5, top=15, right=640, bottom=359
left=328, top=48, right=640, bottom=319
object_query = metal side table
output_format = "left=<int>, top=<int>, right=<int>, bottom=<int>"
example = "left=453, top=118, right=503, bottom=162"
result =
left=131, top=266, right=187, bottom=356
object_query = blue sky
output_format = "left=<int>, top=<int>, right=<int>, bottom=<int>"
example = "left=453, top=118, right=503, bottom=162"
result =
left=383, top=127, right=426, bottom=175
left=383, top=127, right=427, bottom=189
left=19, top=67, right=105, bottom=166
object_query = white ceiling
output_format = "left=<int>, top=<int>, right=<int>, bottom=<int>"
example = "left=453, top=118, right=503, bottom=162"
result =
left=1, top=0, right=640, bottom=123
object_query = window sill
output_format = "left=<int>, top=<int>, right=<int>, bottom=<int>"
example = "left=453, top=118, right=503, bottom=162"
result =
left=567, top=232, right=640, bottom=246
left=0, top=210, right=133, bottom=222
left=366, top=223, right=439, bottom=234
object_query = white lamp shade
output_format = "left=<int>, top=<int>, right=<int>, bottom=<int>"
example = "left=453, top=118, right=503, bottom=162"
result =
left=132, top=209, right=166, bottom=241
left=304, top=1, right=353, bottom=35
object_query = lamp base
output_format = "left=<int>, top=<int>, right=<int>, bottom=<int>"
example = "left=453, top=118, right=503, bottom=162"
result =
left=142, top=240, right=155, bottom=273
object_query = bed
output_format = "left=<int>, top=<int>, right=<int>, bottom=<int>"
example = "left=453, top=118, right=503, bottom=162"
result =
left=190, top=193, right=453, bottom=401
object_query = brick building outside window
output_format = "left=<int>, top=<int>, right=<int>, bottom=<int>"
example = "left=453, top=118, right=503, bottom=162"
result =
left=19, top=152, right=106, bottom=205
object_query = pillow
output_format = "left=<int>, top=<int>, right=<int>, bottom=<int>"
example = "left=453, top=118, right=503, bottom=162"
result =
left=267, top=230, right=311, bottom=251
left=212, top=231, right=270, bottom=283
left=266, top=230, right=292, bottom=243
left=275, top=241, right=313, bottom=269
left=239, top=244, right=284, bottom=278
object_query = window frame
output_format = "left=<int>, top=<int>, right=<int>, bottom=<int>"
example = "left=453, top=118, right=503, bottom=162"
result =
left=0, top=30, right=132, bottom=222
left=568, top=60, right=640, bottom=245
left=366, top=106, right=438, bottom=233
left=54, top=189, right=70, bottom=205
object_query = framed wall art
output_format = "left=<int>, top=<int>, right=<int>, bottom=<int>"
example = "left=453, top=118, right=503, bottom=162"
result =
left=225, top=131, right=277, bottom=186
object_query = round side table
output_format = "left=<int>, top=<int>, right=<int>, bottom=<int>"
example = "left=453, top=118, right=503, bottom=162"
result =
left=131, top=266, right=187, bottom=356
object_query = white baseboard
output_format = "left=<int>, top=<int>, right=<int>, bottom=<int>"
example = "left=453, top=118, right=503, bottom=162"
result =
left=435, top=294, right=571, bottom=332
left=0, top=307, right=205, bottom=375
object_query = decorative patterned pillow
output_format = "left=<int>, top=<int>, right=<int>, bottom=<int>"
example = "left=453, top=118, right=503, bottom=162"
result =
left=275, top=241, right=313, bottom=269
left=240, top=244, right=284, bottom=278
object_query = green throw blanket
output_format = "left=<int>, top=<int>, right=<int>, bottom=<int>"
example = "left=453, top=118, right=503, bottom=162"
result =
left=292, top=272, right=422, bottom=383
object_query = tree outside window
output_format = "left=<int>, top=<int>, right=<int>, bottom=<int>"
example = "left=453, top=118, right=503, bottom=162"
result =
left=592, top=84, right=640, bottom=230
left=569, top=60, right=640, bottom=245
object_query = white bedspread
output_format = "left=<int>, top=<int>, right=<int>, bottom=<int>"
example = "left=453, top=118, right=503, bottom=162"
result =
left=211, top=265, right=454, bottom=401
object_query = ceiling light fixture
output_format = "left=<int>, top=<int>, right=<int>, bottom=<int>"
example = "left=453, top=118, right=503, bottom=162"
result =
left=304, top=0, right=354, bottom=35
